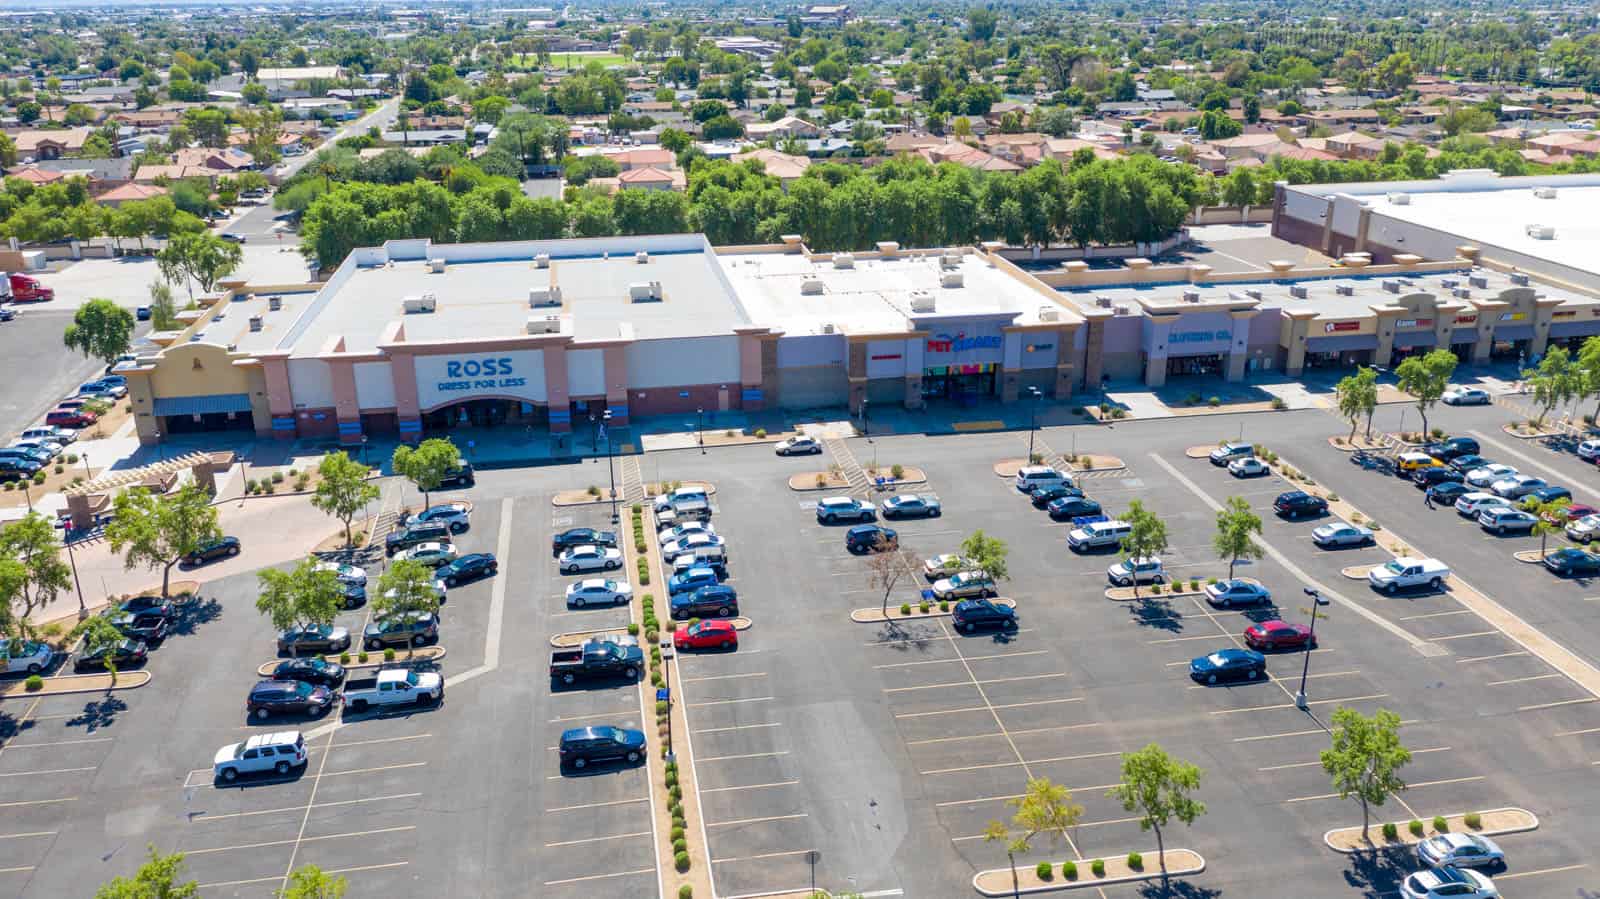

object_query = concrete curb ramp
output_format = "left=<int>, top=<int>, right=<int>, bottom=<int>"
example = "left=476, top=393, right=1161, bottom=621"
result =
left=1, top=669, right=151, bottom=697
left=1323, top=807, right=1537, bottom=854
left=851, top=598, right=1016, bottom=623
left=255, top=645, right=447, bottom=677
left=972, top=849, right=1204, bottom=895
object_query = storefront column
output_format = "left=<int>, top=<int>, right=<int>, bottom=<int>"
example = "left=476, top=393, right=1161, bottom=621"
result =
left=544, top=344, right=571, bottom=433
left=1282, top=311, right=1316, bottom=377
left=328, top=359, right=362, bottom=445
left=1472, top=325, right=1495, bottom=364
left=1532, top=297, right=1563, bottom=357
left=1373, top=309, right=1401, bottom=368
left=902, top=373, right=924, bottom=409
left=759, top=337, right=780, bottom=408
left=1226, top=310, right=1256, bottom=383
left=389, top=350, right=422, bottom=442
left=1054, top=323, right=1079, bottom=397
left=847, top=340, right=867, bottom=415
left=1081, top=310, right=1108, bottom=390
left=260, top=354, right=296, bottom=441
left=602, top=345, right=630, bottom=426
left=1142, top=318, right=1172, bottom=388
left=1000, top=369, right=1020, bottom=402
left=735, top=331, right=764, bottom=413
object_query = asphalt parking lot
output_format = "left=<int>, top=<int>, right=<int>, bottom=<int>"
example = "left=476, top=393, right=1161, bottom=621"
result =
left=0, top=309, right=121, bottom=443
left=9, top=398, right=1600, bottom=897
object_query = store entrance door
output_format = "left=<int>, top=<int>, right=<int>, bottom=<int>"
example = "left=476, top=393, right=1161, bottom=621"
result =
left=1165, top=354, right=1225, bottom=378
left=921, top=364, right=997, bottom=407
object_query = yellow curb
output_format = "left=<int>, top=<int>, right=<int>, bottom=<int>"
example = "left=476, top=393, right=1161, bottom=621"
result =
left=972, top=849, right=1205, bottom=896
left=1324, top=808, right=1537, bottom=853
left=953, top=420, right=1006, bottom=432
left=850, top=597, right=1016, bottom=623
left=0, top=670, right=151, bottom=698
left=1184, top=445, right=1218, bottom=459
left=255, top=645, right=447, bottom=677
left=1105, top=587, right=1205, bottom=601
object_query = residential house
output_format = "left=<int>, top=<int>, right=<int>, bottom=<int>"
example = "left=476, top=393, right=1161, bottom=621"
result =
left=731, top=147, right=810, bottom=186
left=1044, top=137, right=1118, bottom=162
left=10, top=127, right=93, bottom=160
left=281, top=97, right=354, bottom=120
left=980, top=132, right=1049, bottom=166
left=1208, top=133, right=1283, bottom=160
left=746, top=115, right=821, bottom=141
left=379, top=129, right=467, bottom=147
left=884, top=133, right=946, bottom=154
left=96, top=182, right=169, bottom=208
left=919, top=141, right=1021, bottom=172
left=1324, top=131, right=1386, bottom=160
left=603, top=147, right=676, bottom=171
left=173, top=147, right=254, bottom=172
left=254, top=66, right=346, bottom=99
left=113, top=108, right=185, bottom=133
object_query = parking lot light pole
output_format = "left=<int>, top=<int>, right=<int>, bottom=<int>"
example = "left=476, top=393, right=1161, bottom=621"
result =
left=697, top=408, right=705, bottom=454
left=1026, top=386, right=1042, bottom=461
left=603, top=410, right=617, bottom=524
left=65, top=535, right=84, bottom=616
left=1296, top=587, right=1330, bottom=711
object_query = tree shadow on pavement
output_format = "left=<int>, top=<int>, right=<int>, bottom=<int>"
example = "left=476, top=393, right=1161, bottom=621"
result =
left=1127, top=596, right=1184, bottom=632
left=0, top=709, right=35, bottom=742
left=66, top=695, right=127, bottom=733
left=1134, top=878, right=1222, bottom=899
left=1340, top=843, right=1413, bottom=897
left=871, top=621, right=938, bottom=652
left=168, top=596, right=223, bottom=638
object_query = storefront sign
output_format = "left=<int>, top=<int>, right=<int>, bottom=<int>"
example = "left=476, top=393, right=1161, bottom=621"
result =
left=870, top=353, right=902, bottom=361
left=415, top=350, right=546, bottom=409
left=1169, top=329, right=1231, bottom=345
left=1553, top=309, right=1577, bottom=318
left=927, top=332, right=1002, bottom=353
left=1396, top=318, right=1433, bottom=329
left=1499, top=312, right=1527, bottom=322
left=1024, top=343, right=1055, bottom=353
left=435, top=356, right=526, bottom=393
left=1454, top=315, right=1477, bottom=325
left=1324, top=321, right=1360, bottom=333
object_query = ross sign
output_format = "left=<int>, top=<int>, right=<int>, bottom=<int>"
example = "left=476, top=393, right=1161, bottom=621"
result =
left=1024, top=343, right=1055, bottom=353
left=1324, top=321, right=1360, bottom=333
left=415, top=350, right=546, bottom=408
left=433, top=356, right=526, bottom=394
left=927, top=331, right=1002, bottom=354
left=870, top=353, right=903, bottom=361
left=1499, top=312, right=1527, bottom=322
left=1454, top=314, right=1477, bottom=325
left=1396, top=318, right=1433, bottom=329
left=1169, top=329, right=1231, bottom=345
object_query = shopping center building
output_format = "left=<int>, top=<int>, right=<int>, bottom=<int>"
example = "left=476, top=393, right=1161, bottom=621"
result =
left=122, top=173, right=1600, bottom=445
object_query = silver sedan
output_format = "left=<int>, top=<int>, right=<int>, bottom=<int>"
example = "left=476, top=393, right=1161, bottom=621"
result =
left=1311, top=523, right=1374, bottom=547
left=1415, top=832, right=1503, bottom=869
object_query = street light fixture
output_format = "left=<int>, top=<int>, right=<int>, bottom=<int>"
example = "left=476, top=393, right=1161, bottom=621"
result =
left=697, top=408, right=705, bottom=454
left=1295, top=587, right=1331, bottom=711
left=1025, top=386, right=1042, bottom=462
left=65, top=533, right=85, bottom=616
left=603, top=410, right=618, bottom=524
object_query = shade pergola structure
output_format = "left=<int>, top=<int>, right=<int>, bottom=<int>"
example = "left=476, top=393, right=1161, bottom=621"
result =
left=61, top=451, right=214, bottom=530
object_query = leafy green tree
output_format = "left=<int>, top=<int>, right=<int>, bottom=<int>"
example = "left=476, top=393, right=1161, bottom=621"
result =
left=0, top=133, right=17, bottom=168
left=1577, top=335, right=1600, bottom=424
left=255, top=558, right=343, bottom=653
left=278, top=864, right=348, bottom=899
left=3, top=512, right=72, bottom=621
left=1120, top=500, right=1169, bottom=598
left=156, top=233, right=243, bottom=302
left=1221, top=168, right=1257, bottom=208
left=1213, top=496, right=1263, bottom=580
left=960, top=529, right=1010, bottom=585
left=147, top=281, right=179, bottom=331
left=1524, top=345, right=1578, bottom=428
left=1394, top=348, right=1457, bottom=438
left=104, top=483, right=222, bottom=599
left=94, top=845, right=197, bottom=898
left=391, top=438, right=461, bottom=510
left=1320, top=707, right=1410, bottom=844
left=372, top=559, right=441, bottom=655
left=1107, top=744, right=1206, bottom=883
left=1335, top=367, right=1379, bottom=442
left=311, top=452, right=380, bottom=547
left=62, top=298, right=135, bottom=368
left=75, top=614, right=128, bottom=684
left=984, top=778, right=1083, bottom=899
left=1522, top=496, right=1571, bottom=558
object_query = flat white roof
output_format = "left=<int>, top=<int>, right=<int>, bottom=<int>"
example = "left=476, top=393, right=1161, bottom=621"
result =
left=1367, top=184, right=1600, bottom=278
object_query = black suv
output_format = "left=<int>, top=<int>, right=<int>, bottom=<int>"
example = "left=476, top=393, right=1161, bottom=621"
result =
left=1029, top=485, right=1083, bottom=509
left=438, top=462, right=474, bottom=488
left=845, top=524, right=898, bottom=554
left=247, top=679, right=335, bottom=719
left=385, top=521, right=451, bottom=557
left=552, top=527, right=618, bottom=557
left=671, top=585, right=739, bottom=620
left=558, top=725, right=646, bottom=770
left=1273, top=491, right=1328, bottom=519
left=952, top=599, right=1017, bottom=633
left=1412, top=467, right=1464, bottom=489
left=1422, top=437, right=1479, bottom=461
left=109, top=610, right=169, bottom=642
left=271, top=657, right=346, bottom=688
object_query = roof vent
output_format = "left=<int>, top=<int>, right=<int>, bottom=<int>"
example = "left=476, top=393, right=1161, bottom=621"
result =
left=1387, top=192, right=1410, bottom=205
left=636, top=250, right=649, bottom=264
left=1526, top=224, right=1556, bottom=240
left=427, top=258, right=446, bottom=273
left=1382, top=279, right=1401, bottom=293
left=940, top=270, right=964, bottom=288
left=1289, top=285, right=1308, bottom=299
left=821, top=323, right=836, bottom=334
left=525, top=314, right=562, bottom=335
left=800, top=276, right=824, bottom=295
left=1113, top=304, right=1131, bottom=315
left=909, top=290, right=936, bottom=313
left=1509, top=272, right=1530, bottom=286
left=268, top=295, right=282, bottom=311
left=629, top=281, right=663, bottom=302
left=1244, top=288, right=1263, bottom=300
left=1040, top=308, right=1060, bottom=322
left=248, top=315, right=263, bottom=332
left=832, top=253, right=855, bottom=269
left=534, top=253, right=550, bottom=268
left=1533, top=186, right=1558, bottom=199
left=1441, top=278, right=1458, bottom=289
left=1181, top=289, right=1200, bottom=303
left=402, top=294, right=437, bottom=313
left=1335, top=284, right=1355, bottom=296
left=941, top=252, right=962, bottom=269
left=1453, top=287, right=1472, bottom=299
left=1469, top=275, right=1489, bottom=289
left=1096, top=295, right=1114, bottom=308
left=529, top=286, right=562, bottom=308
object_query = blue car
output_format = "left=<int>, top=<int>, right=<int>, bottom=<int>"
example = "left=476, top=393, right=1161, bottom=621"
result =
left=1190, top=648, right=1267, bottom=684
left=1527, top=486, right=1572, bottom=505
left=668, top=566, right=721, bottom=596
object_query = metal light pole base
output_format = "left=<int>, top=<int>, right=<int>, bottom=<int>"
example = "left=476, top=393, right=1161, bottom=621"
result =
left=1295, top=691, right=1308, bottom=711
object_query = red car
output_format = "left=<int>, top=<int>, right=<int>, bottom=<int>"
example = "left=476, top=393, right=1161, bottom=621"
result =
left=673, top=619, right=738, bottom=651
left=1544, top=503, right=1598, bottom=524
left=1243, top=620, right=1315, bottom=651
left=45, top=408, right=97, bottom=428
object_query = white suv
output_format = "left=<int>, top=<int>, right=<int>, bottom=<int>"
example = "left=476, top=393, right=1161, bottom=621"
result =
left=0, top=639, right=52, bottom=675
left=815, top=496, right=876, bottom=523
left=213, top=731, right=308, bottom=782
left=1209, top=442, right=1254, bottom=465
left=1015, top=466, right=1069, bottom=492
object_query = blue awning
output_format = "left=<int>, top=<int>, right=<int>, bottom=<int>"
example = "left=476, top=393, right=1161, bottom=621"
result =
left=1550, top=320, right=1600, bottom=339
left=1394, top=331, right=1437, bottom=349
left=1306, top=334, right=1378, bottom=353
left=1496, top=325, right=1535, bottom=342
left=152, top=393, right=252, bottom=417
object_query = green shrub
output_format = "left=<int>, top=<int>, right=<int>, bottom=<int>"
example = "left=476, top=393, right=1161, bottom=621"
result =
left=53, top=464, right=63, bottom=474
left=918, top=600, right=930, bottom=613
left=1151, top=583, right=1163, bottom=594
left=1327, top=492, right=1339, bottom=502
left=1408, top=819, right=1424, bottom=837
left=1432, top=815, right=1448, bottom=833
left=1188, top=579, right=1199, bottom=591
left=666, top=620, right=677, bottom=632
left=900, top=602, right=911, bottom=615
left=23, top=674, right=42, bottom=692
left=939, top=600, right=949, bottom=611
left=289, top=468, right=299, bottom=477
left=673, top=837, right=687, bottom=854
left=1028, top=453, right=1042, bottom=464
left=674, top=851, right=690, bottom=872
left=1382, top=821, right=1399, bottom=841
left=631, top=502, right=642, bottom=513
left=678, top=885, right=693, bottom=899
left=65, top=453, right=78, bottom=464
left=891, top=463, right=905, bottom=479
left=627, top=622, right=640, bottom=636
left=1126, top=852, right=1142, bottom=870
left=31, top=471, right=44, bottom=485
left=636, top=541, right=647, bottom=554
left=1208, top=396, right=1221, bottom=407
left=271, top=471, right=285, bottom=483
left=339, top=652, right=351, bottom=664
left=1111, top=407, right=1127, bottom=419
left=1271, top=397, right=1287, bottom=410
left=263, top=481, right=275, bottom=494
left=669, top=801, right=683, bottom=818
left=1099, top=402, right=1110, bottom=414
left=358, top=651, right=369, bottom=663
left=754, top=428, right=767, bottom=438
left=1036, top=861, right=1053, bottom=880
left=383, top=648, right=396, bottom=661
left=1062, top=860, right=1077, bottom=879
left=1090, top=859, right=1105, bottom=877
left=1464, top=812, right=1481, bottom=829
left=670, top=825, right=684, bottom=841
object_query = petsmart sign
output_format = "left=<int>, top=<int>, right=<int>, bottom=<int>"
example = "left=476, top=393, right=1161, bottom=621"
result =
left=923, top=325, right=1005, bottom=363
left=415, top=350, right=547, bottom=408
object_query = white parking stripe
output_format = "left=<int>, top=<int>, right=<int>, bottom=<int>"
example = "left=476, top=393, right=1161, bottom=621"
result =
left=542, top=868, right=655, bottom=887
left=707, top=813, right=808, bottom=827
left=190, top=793, right=423, bottom=822
left=544, top=830, right=651, bottom=848
left=699, top=780, right=799, bottom=794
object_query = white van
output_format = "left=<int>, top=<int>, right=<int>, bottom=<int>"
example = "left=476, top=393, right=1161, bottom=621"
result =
left=1067, top=520, right=1131, bottom=551
left=1015, top=465, right=1070, bottom=493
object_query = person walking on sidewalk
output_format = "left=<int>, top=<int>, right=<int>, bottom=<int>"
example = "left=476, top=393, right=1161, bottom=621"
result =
left=1424, top=491, right=1435, bottom=510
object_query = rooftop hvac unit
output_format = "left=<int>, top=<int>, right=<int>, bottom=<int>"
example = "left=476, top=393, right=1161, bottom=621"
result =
left=1510, top=272, right=1530, bottom=286
left=1181, top=289, right=1200, bottom=303
left=1526, top=224, right=1556, bottom=240
left=1040, top=308, right=1060, bottom=322
left=1387, top=192, right=1411, bottom=205
left=1113, top=304, right=1131, bottom=315
left=1453, top=287, right=1472, bottom=299
left=636, top=251, right=649, bottom=264
left=1382, top=279, right=1401, bottom=293
left=525, top=314, right=562, bottom=335
left=268, top=295, right=282, bottom=311
left=832, top=253, right=855, bottom=269
left=629, top=280, right=663, bottom=302
left=1244, top=288, right=1263, bottom=301
left=821, top=323, right=836, bottom=334
left=1336, top=284, right=1355, bottom=296
left=1533, top=186, right=1558, bottom=199
left=1441, top=278, right=1458, bottom=289
left=940, top=252, right=962, bottom=269
left=799, top=277, right=824, bottom=295
left=1096, top=295, right=1114, bottom=308
left=1469, top=275, right=1489, bottom=289
left=940, top=271, right=964, bottom=288
left=1289, top=285, right=1309, bottom=299
left=534, top=253, right=550, bottom=269
left=402, top=294, right=437, bottom=314
left=529, top=286, right=562, bottom=308
left=427, top=258, right=446, bottom=273
left=909, top=290, right=936, bottom=312
left=248, top=315, right=263, bottom=332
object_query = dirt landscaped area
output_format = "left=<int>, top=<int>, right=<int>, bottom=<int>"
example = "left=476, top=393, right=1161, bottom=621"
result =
left=0, top=669, right=152, bottom=697
left=1324, top=808, right=1537, bottom=852
left=849, top=596, right=1016, bottom=623
left=973, top=849, right=1205, bottom=895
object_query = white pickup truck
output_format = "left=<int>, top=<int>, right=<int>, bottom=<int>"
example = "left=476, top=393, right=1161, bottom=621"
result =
left=1368, top=557, right=1451, bottom=594
left=341, top=666, right=443, bottom=712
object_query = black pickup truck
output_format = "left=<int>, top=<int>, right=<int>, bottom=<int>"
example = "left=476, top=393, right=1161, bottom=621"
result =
left=549, top=638, right=644, bottom=685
